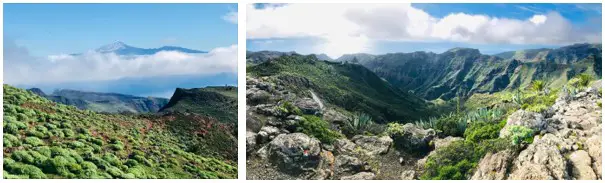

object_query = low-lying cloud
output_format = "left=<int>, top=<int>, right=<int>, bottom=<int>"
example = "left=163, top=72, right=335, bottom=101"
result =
left=247, top=3, right=601, bottom=57
left=4, top=40, right=237, bottom=85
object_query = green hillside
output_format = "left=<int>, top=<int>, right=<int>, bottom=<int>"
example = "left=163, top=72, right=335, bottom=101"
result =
left=3, top=85, right=236, bottom=179
left=247, top=54, right=429, bottom=123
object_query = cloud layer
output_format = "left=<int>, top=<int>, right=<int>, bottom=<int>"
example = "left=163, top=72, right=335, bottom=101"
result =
left=247, top=4, right=601, bottom=57
left=4, top=39, right=237, bottom=85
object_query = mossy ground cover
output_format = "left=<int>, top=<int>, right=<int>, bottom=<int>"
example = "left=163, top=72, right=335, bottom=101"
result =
left=3, top=85, right=236, bottom=179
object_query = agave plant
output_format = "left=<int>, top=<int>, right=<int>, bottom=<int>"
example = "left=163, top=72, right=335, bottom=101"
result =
left=531, top=80, right=545, bottom=93
left=414, top=116, right=438, bottom=130
left=345, top=112, right=374, bottom=135
left=512, top=90, right=523, bottom=105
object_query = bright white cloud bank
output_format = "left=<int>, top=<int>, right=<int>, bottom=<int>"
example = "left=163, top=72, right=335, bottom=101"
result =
left=4, top=40, right=237, bottom=85
left=247, top=4, right=601, bottom=57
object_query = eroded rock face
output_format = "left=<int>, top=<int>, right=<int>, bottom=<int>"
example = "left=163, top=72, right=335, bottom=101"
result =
left=471, top=150, right=514, bottom=180
left=569, top=150, right=597, bottom=180
left=258, top=133, right=322, bottom=175
left=508, top=134, right=569, bottom=180
left=499, top=110, right=545, bottom=138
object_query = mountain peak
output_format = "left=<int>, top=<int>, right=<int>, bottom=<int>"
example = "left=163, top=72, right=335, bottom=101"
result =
left=96, top=41, right=129, bottom=52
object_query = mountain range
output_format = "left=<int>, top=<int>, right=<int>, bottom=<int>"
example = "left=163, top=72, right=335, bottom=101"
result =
left=73, top=41, right=206, bottom=56
left=248, top=43, right=602, bottom=101
left=27, top=88, right=169, bottom=114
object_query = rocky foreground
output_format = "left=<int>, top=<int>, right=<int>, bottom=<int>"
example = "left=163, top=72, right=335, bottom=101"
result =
left=246, top=75, right=602, bottom=180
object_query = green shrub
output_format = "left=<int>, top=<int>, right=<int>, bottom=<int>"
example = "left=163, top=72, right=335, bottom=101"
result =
left=4, top=162, right=47, bottom=179
left=420, top=138, right=512, bottom=180
left=501, top=125, right=535, bottom=145
left=26, top=129, right=47, bottom=139
left=43, top=156, right=71, bottom=177
left=24, top=137, right=45, bottom=147
left=296, top=115, right=343, bottom=144
left=69, top=141, right=86, bottom=149
left=63, top=129, right=75, bottom=137
left=106, top=166, right=124, bottom=178
left=12, top=150, right=35, bottom=164
left=103, top=154, right=122, bottom=166
left=4, top=134, right=21, bottom=148
left=464, top=120, right=506, bottom=143
left=4, top=123, right=20, bottom=134
left=276, top=101, right=302, bottom=116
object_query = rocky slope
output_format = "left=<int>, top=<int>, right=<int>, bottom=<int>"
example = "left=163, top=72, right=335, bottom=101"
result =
left=336, top=43, right=601, bottom=100
left=247, top=54, right=429, bottom=123
left=471, top=83, right=602, bottom=180
left=246, top=48, right=602, bottom=180
left=28, top=88, right=168, bottom=114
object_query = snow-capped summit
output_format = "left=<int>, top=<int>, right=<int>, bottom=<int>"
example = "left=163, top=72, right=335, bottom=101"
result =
left=96, top=41, right=130, bottom=53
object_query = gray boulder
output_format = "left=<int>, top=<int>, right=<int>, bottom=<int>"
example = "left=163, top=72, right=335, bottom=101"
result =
left=334, top=155, right=365, bottom=177
left=352, top=135, right=393, bottom=156
left=390, top=123, right=436, bottom=153
left=295, top=98, right=322, bottom=115
left=260, top=133, right=322, bottom=175
left=246, top=131, right=258, bottom=154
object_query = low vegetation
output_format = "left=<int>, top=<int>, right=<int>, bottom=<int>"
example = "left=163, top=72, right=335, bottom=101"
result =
left=3, top=85, right=237, bottom=179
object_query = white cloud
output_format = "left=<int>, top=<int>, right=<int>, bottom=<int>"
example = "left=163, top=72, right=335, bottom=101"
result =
left=4, top=40, right=238, bottom=85
left=529, top=15, right=547, bottom=25
left=223, top=11, right=238, bottom=24
left=247, top=4, right=601, bottom=57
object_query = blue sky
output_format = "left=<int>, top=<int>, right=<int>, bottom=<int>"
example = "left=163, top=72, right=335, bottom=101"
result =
left=5, top=3, right=238, bottom=56
left=247, top=3, right=602, bottom=57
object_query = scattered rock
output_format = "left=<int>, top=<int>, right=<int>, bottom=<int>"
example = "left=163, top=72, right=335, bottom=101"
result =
left=334, top=155, right=364, bottom=176
left=340, top=172, right=376, bottom=180
left=352, top=135, right=393, bottom=156
left=295, top=98, right=322, bottom=115
left=257, top=126, right=281, bottom=143
left=400, top=170, right=415, bottom=180
left=323, top=109, right=347, bottom=124
left=333, top=138, right=357, bottom=155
